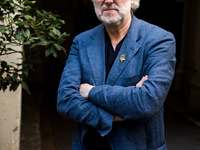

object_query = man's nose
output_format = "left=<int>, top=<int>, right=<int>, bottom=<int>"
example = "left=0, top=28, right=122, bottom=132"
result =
left=104, top=0, right=114, bottom=4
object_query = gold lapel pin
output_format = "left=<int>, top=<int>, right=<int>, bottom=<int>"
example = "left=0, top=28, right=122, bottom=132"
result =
left=120, top=54, right=126, bottom=63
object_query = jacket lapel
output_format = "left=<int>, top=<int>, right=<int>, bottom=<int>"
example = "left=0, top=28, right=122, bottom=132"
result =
left=106, top=16, right=141, bottom=85
left=86, top=16, right=142, bottom=86
left=87, top=25, right=106, bottom=86
left=106, top=39, right=140, bottom=85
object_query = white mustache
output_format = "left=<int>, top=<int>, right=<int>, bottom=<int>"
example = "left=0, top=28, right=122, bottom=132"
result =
left=101, top=3, right=120, bottom=12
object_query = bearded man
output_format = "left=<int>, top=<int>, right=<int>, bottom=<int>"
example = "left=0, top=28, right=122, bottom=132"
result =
left=57, top=0, right=176, bottom=149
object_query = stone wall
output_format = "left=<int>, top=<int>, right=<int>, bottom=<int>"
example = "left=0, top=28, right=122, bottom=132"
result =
left=0, top=46, right=22, bottom=150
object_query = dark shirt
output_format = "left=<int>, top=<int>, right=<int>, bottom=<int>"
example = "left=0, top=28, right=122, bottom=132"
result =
left=84, top=30, right=125, bottom=150
left=105, top=31, right=125, bottom=80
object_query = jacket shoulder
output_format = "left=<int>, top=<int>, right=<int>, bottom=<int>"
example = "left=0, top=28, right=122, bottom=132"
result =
left=74, top=24, right=104, bottom=42
left=138, top=18, right=174, bottom=39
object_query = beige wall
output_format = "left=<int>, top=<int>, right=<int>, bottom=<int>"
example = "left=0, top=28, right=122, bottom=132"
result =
left=0, top=88, right=21, bottom=150
left=0, top=45, right=22, bottom=150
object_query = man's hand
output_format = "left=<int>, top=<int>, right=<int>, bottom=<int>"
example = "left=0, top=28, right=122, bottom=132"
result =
left=79, top=76, right=148, bottom=122
left=136, top=75, right=148, bottom=87
left=113, top=116, right=124, bottom=122
left=79, top=83, right=94, bottom=99
left=113, top=75, right=148, bottom=122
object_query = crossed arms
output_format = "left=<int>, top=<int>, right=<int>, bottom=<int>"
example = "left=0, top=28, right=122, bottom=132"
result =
left=57, top=31, right=176, bottom=136
left=79, top=75, right=148, bottom=122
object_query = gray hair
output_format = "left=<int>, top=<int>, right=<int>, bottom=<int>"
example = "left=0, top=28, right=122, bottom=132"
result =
left=90, top=0, right=140, bottom=13
left=131, top=0, right=140, bottom=12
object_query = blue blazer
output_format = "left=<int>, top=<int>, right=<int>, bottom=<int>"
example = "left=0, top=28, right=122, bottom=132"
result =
left=57, top=16, right=176, bottom=150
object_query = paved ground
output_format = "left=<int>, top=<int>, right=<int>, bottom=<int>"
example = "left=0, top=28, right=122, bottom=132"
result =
left=20, top=90, right=200, bottom=150
left=165, top=108, right=200, bottom=150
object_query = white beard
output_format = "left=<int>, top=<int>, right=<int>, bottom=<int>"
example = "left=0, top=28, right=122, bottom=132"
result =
left=94, top=0, right=131, bottom=25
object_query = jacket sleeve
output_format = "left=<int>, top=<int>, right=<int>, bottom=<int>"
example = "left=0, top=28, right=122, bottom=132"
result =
left=88, top=32, right=176, bottom=122
left=57, top=37, right=114, bottom=136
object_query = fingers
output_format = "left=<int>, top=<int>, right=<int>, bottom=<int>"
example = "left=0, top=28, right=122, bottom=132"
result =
left=113, top=116, right=124, bottom=122
left=79, top=83, right=94, bottom=99
left=136, top=75, right=148, bottom=87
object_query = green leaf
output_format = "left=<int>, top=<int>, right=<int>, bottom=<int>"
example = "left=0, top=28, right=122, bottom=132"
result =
left=22, top=68, right=28, bottom=75
left=48, top=31, right=56, bottom=39
left=8, top=15, right=14, bottom=23
left=29, top=43, right=37, bottom=49
left=24, top=29, right=30, bottom=38
left=6, top=74, right=11, bottom=81
left=61, top=32, right=70, bottom=38
left=21, top=81, right=30, bottom=94
left=36, top=20, right=43, bottom=26
left=24, top=15, right=33, bottom=21
left=15, top=31, right=22, bottom=40
left=32, top=16, right=36, bottom=21
left=53, top=43, right=61, bottom=50
left=0, top=25, right=7, bottom=33
left=2, top=85, right=7, bottom=92
left=12, top=73, right=17, bottom=81
left=52, top=27, right=61, bottom=36
left=0, top=71, right=3, bottom=77
left=24, top=6, right=32, bottom=10
left=50, top=47, right=57, bottom=58
left=45, top=49, right=51, bottom=57
left=37, top=40, right=48, bottom=46
left=36, top=10, right=42, bottom=16
left=13, top=8, right=18, bottom=14
left=59, top=20, right=65, bottom=24
left=24, top=1, right=36, bottom=6
left=1, top=61, right=7, bottom=69
left=59, top=45, right=67, bottom=54
left=11, top=81, right=19, bottom=91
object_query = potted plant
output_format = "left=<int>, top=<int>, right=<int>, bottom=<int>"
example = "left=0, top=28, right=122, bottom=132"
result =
left=0, top=0, right=68, bottom=149
left=0, top=0, right=68, bottom=93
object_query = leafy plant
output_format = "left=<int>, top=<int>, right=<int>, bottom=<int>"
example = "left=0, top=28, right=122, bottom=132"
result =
left=0, top=0, right=69, bottom=93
